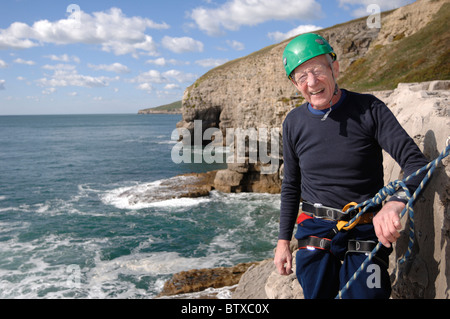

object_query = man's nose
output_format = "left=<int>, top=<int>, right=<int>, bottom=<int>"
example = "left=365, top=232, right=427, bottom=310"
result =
left=307, top=72, right=319, bottom=86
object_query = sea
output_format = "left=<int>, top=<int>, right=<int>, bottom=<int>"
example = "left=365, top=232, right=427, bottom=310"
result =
left=0, top=114, right=280, bottom=299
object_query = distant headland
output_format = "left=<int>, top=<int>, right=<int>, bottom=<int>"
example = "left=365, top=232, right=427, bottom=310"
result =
left=138, top=100, right=182, bottom=114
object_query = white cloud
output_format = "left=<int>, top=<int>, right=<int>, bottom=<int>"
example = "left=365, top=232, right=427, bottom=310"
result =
left=45, top=54, right=80, bottom=63
left=37, top=67, right=119, bottom=88
left=131, top=69, right=197, bottom=90
left=164, top=84, right=181, bottom=90
left=14, top=58, right=35, bottom=65
left=162, top=70, right=197, bottom=83
left=226, top=40, right=244, bottom=51
left=195, top=58, right=229, bottom=68
left=0, top=80, right=5, bottom=90
left=145, top=57, right=188, bottom=67
left=268, top=24, right=323, bottom=42
left=0, top=59, right=8, bottom=68
left=338, top=0, right=415, bottom=17
left=88, top=63, right=131, bottom=74
left=132, top=70, right=166, bottom=84
left=0, top=7, right=168, bottom=56
left=42, top=87, right=56, bottom=95
left=190, top=0, right=322, bottom=36
left=42, top=64, right=77, bottom=71
left=161, top=36, right=204, bottom=53
left=137, top=82, right=153, bottom=93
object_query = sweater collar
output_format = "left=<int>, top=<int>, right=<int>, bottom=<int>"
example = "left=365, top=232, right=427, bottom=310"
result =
left=307, top=89, right=347, bottom=115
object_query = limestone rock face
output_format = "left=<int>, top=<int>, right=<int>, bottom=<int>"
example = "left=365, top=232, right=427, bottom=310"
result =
left=375, top=81, right=450, bottom=299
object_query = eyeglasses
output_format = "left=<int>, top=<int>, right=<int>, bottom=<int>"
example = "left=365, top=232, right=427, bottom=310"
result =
left=292, top=64, right=331, bottom=85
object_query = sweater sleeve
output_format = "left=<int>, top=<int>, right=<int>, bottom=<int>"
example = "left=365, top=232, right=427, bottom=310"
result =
left=370, top=99, right=429, bottom=197
left=279, top=115, right=302, bottom=240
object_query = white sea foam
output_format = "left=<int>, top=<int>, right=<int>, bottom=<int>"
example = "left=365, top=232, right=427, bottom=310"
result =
left=113, top=252, right=218, bottom=275
left=157, top=140, right=178, bottom=145
left=0, top=204, right=32, bottom=213
left=35, top=203, right=50, bottom=213
left=156, top=284, right=237, bottom=299
left=86, top=250, right=233, bottom=298
left=101, top=178, right=211, bottom=210
left=0, top=214, right=271, bottom=298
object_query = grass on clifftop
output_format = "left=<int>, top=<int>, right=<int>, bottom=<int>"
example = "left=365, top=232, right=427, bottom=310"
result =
left=339, top=2, right=450, bottom=92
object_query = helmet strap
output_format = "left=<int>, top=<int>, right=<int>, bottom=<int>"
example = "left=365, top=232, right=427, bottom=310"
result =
left=321, top=67, right=339, bottom=121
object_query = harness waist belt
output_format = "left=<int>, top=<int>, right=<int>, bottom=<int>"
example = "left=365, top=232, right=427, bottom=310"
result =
left=301, top=201, right=378, bottom=222
left=301, top=201, right=355, bottom=221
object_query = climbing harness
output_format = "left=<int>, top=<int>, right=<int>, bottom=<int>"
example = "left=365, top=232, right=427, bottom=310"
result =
left=296, top=140, right=450, bottom=299
left=335, top=140, right=450, bottom=299
left=297, top=201, right=375, bottom=254
left=298, top=236, right=331, bottom=252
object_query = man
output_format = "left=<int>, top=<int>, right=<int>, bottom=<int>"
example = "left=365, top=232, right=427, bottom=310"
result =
left=274, top=33, right=428, bottom=299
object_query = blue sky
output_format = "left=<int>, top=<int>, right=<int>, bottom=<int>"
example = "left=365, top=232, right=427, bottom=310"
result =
left=0, top=0, right=415, bottom=115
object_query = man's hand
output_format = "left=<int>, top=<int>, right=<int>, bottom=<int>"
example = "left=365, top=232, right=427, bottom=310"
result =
left=274, top=239, right=293, bottom=275
left=373, top=201, right=405, bottom=248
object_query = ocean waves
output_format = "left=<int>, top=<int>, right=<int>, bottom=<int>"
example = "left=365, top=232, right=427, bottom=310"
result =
left=100, top=176, right=212, bottom=210
left=0, top=177, right=280, bottom=298
left=0, top=114, right=280, bottom=299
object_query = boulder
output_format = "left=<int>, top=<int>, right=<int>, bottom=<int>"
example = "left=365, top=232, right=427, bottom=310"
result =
left=156, top=262, right=257, bottom=297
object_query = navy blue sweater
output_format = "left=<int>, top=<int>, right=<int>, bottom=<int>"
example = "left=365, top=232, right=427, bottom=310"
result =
left=279, top=89, right=429, bottom=240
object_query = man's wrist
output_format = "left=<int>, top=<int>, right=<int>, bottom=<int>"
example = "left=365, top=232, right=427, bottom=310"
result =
left=388, top=190, right=409, bottom=205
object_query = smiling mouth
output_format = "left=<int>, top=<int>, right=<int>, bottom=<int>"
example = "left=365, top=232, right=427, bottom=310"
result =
left=310, top=89, right=325, bottom=95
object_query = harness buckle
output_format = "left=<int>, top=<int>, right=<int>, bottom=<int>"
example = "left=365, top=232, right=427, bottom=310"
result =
left=326, top=209, right=336, bottom=220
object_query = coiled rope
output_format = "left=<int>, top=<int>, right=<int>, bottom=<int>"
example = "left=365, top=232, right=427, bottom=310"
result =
left=336, top=139, right=450, bottom=299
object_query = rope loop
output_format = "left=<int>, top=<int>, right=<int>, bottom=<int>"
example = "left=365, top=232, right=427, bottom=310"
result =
left=336, top=142, right=450, bottom=299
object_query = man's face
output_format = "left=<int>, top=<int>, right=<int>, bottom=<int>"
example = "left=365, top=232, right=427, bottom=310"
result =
left=290, top=55, right=340, bottom=110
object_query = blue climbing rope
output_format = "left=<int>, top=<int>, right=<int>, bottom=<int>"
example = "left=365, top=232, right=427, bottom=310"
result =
left=336, top=141, right=450, bottom=299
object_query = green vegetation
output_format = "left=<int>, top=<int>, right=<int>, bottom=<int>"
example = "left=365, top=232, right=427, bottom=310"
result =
left=339, top=2, right=450, bottom=92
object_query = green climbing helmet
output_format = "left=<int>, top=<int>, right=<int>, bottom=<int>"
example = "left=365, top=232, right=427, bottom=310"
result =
left=282, top=33, right=337, bottom=79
